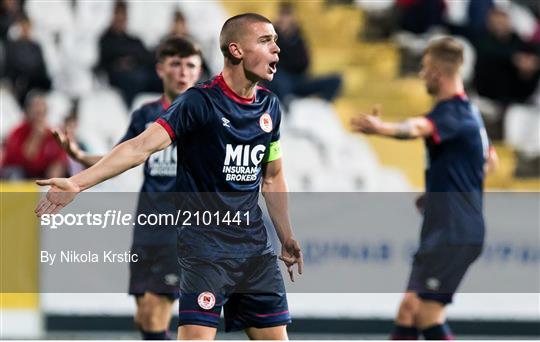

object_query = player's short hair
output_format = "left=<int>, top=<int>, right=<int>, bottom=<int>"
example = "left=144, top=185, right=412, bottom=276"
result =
left=424, top=37, right=464, bottom=75
left=155, top=36, right=202, bottom=62
left=219, top=13, right=272, bottom=59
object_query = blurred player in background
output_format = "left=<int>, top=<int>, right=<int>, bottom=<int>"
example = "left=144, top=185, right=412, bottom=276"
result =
left=54, top=37, right=203, bottom=340
left=351, top=37, right=498, bottom=340
left=35, top=13, right=302, bottom=341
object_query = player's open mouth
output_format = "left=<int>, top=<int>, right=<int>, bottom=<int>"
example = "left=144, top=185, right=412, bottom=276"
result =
left=269, top=62, right=278, bottom=74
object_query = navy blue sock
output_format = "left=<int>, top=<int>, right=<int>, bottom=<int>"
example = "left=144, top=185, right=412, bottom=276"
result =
left=422, top=323, right=454, bottom=340
left=140, top=330, right=170, bottom=340
left=390, top=324, right=419, bottom=340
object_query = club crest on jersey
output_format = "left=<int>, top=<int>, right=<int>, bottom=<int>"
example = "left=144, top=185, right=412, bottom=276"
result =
left=197, top=292, right=216, bottom=310
left=259, top=113, right=272, bottom=133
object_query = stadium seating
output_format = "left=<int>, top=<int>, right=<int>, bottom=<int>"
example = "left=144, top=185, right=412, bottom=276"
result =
left=3, top=0, right=535, bottom=191
left=56, top=28, right=99, bottom=97
left=130, top=92, right=162, bottom=113
left=73, top=1, right=114, bottom=38
left=285, top=98, right=409, bottom=191
left=127, top=1, right=177, bottom=48
left=44, top=91, right=72, bottom=128
left=178, top=2, right=227, bottom=73
left=444, top=0, right=469, bottom=26
left=280, top=134, right=326, bottom=192
left=453, top=36, right=476, bottom=85
left=504, top=104, right=540, bottom=157
left=77, top=89, right=129, bottom=155
left=354, top=0, right=394, bottom=12
left=0, top=87, right=22, bottom=141
left=24, top=0, right=74, bottom=38
left=505, top=0, right=538, bottom=40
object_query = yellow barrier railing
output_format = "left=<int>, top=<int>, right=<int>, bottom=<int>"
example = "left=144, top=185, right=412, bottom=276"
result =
left=1, top=182, right=40, bottom=308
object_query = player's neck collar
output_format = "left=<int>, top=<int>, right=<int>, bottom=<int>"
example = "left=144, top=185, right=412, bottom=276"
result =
left=454, top=92, right=468, bottom=100
left=216, top=73, right=255, bottom=104
left=160, top=96, right=171, bottom=110
left=438, top=92, right=468, bottom=102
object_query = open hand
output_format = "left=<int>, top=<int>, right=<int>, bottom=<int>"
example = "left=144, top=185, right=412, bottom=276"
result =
left=35, top=178, right=80, bottom=216
left=350, top=105, right=382, bottom=134
left=52, top=128, right=84, bottom=161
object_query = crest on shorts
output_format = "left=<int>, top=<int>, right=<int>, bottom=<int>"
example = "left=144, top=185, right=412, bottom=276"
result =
left=426, top=277, right=440, bottom=290
left=197, top=291, right=216, bottom=310
left=164, top=273, right=179, bottom=286
left=259, top=113, right=272, bottom=133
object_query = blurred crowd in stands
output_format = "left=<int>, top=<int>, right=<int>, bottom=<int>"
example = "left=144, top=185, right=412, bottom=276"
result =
left=0, top=0, right=537, bottom=180
left=0, top=0, right=342, bottom=181
left=356, top=0, right=540, bottom=176
left=263, top=2, right=342, bottom=109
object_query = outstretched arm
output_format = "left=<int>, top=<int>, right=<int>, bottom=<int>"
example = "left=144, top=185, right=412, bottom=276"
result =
left=262, top=158, right=303, bottom=282
left=35, top=123, right=172, bottom=216
left=350, top=106, right=434, bottom=140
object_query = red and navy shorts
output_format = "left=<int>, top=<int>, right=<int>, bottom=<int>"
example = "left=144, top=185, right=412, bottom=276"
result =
left=407, top=244, right=483, bottom=304
left=177, top=253, right=291, bottom=331
left=128, top=244, right=180, bottom=301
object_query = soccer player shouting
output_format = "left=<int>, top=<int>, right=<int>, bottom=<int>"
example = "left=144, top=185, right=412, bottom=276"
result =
left=351, top=37, right=497, bottom=340
left=36, top=13, right=302, bottom=340
left=54, top=37, right=203, bottom=340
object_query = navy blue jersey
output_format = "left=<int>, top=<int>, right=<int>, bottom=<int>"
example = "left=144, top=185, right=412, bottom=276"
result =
left=119, top=96, right=177, bottom=246
left=421, top=94, right=489, bottom=246
left=157, top=74, right=282, bottom=258
left=119, top=97, right=176, bottom=192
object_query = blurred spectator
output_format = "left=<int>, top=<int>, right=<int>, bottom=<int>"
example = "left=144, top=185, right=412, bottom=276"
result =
left=396, top=0, right=446, bottom=34
left=0, top=91, right=67, bottom=180
left=466, top=0, right=494, bottom=33
left=96, top=0, right=153, bottom=106
left=169, top=10, right=190, bottom=39
left=355, top=0, right=398, bottom=41
left=159, top=10, right=211, bottom=82
left=473, top=8, right=540, bottom=104
left=4, top=13, right=51, bottom=106
left=0, top=0, right=22, bottom=41
left=266, top=2, right=342, bottom=106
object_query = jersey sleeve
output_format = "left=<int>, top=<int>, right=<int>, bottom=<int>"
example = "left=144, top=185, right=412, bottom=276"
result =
left=156, top=89, right=209, bottom=141
left=117, top=108, right=145, bottom=145
left=426, top=103, right=461, bottom=144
